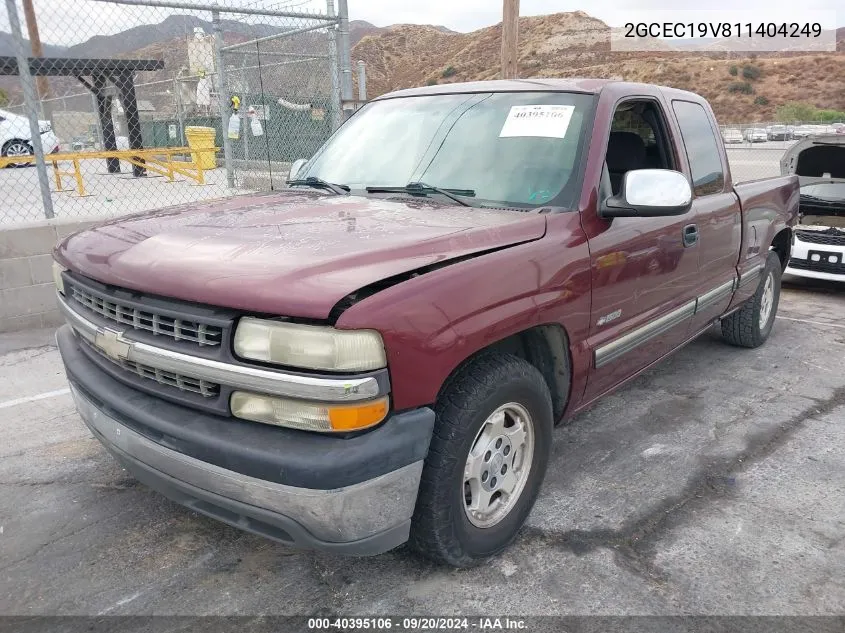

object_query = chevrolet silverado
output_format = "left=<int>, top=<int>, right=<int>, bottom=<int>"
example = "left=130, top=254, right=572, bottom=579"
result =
left=53, top=79, right=798, bottom=567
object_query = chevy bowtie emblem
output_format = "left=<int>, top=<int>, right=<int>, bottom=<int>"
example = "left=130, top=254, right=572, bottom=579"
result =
left=94, top=327, right=131, bottom=361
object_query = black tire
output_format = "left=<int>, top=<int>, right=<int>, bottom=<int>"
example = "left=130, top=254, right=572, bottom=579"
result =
left=409, top=353, right=553, bottom=567
left=721, top=251, right=782, bottom=348
left=2, top=139, right=33, bottom=168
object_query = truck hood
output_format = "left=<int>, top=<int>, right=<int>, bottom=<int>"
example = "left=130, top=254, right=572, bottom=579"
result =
left=56, top=191, right=547, bottom=320
left=781, top=134, right=845, bottom=186
left=780, top=135, right=845, bottom=229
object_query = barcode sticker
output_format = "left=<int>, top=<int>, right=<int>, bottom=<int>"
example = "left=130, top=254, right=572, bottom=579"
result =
left=499, top=105, right=575, bottom=138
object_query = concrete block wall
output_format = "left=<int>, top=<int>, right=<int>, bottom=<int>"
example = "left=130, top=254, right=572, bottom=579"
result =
left=0, top=219, right=100, bottom=333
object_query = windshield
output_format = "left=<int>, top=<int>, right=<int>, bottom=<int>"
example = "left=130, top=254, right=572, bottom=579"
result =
left=299, top=91, right=594, bottom=209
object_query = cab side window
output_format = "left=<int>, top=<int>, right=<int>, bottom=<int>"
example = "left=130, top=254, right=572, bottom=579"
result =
left=672, top=100, right=726, bottom=196
left=604, top=101, right=674, bottom=197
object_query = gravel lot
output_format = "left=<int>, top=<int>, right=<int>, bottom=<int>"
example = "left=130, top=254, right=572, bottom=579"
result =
left=0, top=276, right=843, bottom=621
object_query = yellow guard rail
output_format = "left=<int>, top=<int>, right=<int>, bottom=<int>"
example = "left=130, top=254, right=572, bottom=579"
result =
left=0, top=146, right=219, bottom=196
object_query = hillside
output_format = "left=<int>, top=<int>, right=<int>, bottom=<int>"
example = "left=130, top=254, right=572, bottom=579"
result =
left=352, top=12, right=845, bottom=123
left=1, top=12, right=841, bottom=124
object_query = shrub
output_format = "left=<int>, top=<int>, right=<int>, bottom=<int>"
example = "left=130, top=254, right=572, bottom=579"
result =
left=776, top=101, right=818, bottom=122
left=426, top=78, right=438, bottom=86
left=728, top=65, right=738, bottom=76
left=816, top=108, right=845, bottom=122
left=728, top=82, right=754, bottom=94
left=441, top=65, right=457, bottom=78
left=754, top=96, right=770, bottom=106
left=742, top=65, right=762, bottom=80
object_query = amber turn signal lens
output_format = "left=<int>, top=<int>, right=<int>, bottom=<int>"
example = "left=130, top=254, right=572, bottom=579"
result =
left=328, top=399, right=389, bottom=431
left=230, top=391, right=389, bottom=433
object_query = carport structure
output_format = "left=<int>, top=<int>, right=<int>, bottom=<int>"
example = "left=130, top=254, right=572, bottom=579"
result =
left=0, top=56, right=165, bottom=176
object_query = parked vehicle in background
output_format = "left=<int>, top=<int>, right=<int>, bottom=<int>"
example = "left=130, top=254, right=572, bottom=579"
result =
left=781, top=134, right=845, bottom=282
left=767, top=125, right=791, bottom=141
left=792, top=125, right=815, bottom=139
left=723, top=128, right=743, bottom=144
left=53, top=79, right=798, bottom=566
left=744, top=128, right=768, bottom=143
left=0, top=108, right=60, bottom=167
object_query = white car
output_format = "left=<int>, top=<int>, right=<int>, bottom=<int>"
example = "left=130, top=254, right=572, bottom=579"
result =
left=744, top=128, right=767, bottom=143
left=780, top=135, right=845, bottom=283
left=722, top=128, right=743, bottom=144
left=792, top=125, right=815, bottom=139
left=0, top=108, right=60, bottom=167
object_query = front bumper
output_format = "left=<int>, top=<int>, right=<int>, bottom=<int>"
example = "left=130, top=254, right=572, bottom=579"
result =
left=58, top=326, right=435, bottom=555
left=786, top=234, right=845, bottom=282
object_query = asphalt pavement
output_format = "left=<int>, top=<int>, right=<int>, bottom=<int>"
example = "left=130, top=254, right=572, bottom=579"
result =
left=0, top=276, right=843, bottom=621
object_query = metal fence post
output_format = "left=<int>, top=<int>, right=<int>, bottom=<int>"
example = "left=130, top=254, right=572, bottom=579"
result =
left=357, top=60, right=366, bottom=104
left=337, top=0, right=353, bottom=119
left=174, top=77, right=185, bottom=146
left=5, top=0, right=55, bottom=219
left=212, top=9, right=235, bottom=189
left=326, top=0, right=342, bottom=130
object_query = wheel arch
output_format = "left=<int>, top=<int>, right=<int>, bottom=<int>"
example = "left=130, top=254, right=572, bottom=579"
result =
left=437, top=323, right=572, bottom=424
left=770, top=227, right=792, bottom=273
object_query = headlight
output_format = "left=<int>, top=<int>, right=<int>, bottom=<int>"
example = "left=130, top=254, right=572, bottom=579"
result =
left=234, top=317, right=386, bottom=372
left=52, top=260, right=67, bottom=295
left=230, top=391, right=389, bottom=433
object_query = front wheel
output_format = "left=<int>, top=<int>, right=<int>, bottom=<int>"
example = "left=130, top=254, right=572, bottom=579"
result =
left=721, top=251, right=782, bottom=348
left=2, top=139, right=33, bottom=168
left=409, top=353, right=553, bottom=567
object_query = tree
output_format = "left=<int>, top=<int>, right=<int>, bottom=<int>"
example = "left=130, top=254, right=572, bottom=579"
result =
left=776, top=101, right=819, bottom=122
left=0, top=88, right=9, bottom=108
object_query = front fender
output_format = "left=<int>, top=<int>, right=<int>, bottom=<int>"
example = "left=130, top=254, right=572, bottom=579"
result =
left=336, top=214, right=592, bottom=411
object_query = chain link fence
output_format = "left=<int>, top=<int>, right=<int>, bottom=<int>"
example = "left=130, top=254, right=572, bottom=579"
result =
left=1, top=0, right=356, bottom=225
left=718, top=121, right=844, bottom=183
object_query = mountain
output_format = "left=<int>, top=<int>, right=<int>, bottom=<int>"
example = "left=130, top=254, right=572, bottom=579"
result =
left=1, top=13, right=841, bottom=123
left=64, top=14, right=283, bottom=59
left=0, top=32, right=67, bottom=57
left=351, top=11, right=845, bottom=123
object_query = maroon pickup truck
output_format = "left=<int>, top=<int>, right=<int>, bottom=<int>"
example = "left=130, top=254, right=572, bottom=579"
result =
left=53, top=79, right=798, bottom=567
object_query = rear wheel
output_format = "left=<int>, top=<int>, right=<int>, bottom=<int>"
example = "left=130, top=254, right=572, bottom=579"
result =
left=2, top=139, right=33, bottom=168
left=721, top=251, right=782, bottom=348
left=409, top=353, right=553, bottom=567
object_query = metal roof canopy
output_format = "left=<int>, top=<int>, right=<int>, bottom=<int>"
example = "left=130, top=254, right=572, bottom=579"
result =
left=0, top=56, right=164, bottom=75
left=0, top=56, right=166, bottom=176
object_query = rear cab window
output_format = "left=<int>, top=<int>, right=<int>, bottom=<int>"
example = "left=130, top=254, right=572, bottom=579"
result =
left=672, top=100, right=726, bottom=196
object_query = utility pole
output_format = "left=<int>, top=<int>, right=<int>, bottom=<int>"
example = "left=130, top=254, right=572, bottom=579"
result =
left=21, top=0, right=51, bottom=106
left=501, top=0, right=519, bottom=80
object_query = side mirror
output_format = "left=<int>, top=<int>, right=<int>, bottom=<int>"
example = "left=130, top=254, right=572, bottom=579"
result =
left=288, top=158, right=308, bottom=181
left=601, top=169, right=693, bottom=218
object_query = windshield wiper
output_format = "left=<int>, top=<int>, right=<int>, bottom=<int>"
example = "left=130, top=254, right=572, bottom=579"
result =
left=366, top=182, right=478, bottom=207
left=287, top=176, right=349, bottom=196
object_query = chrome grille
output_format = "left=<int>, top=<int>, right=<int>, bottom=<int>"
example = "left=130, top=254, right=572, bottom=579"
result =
left=795, top=229, right=845, bottom=246
left=84, top=340, right=220, bottom=398
left=69, top=284, right=222, bottom=347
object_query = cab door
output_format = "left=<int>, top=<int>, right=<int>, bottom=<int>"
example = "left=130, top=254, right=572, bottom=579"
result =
left=580, top=95, right=700, bottom=402
left=670, top=100, right=742, bottom=332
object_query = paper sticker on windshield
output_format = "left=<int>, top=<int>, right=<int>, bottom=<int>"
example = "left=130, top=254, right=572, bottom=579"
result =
left=499, top=105, right=575, bottom=139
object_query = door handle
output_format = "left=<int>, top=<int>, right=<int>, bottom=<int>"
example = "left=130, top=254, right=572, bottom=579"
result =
left=683, top=224, right=699, bottom=247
